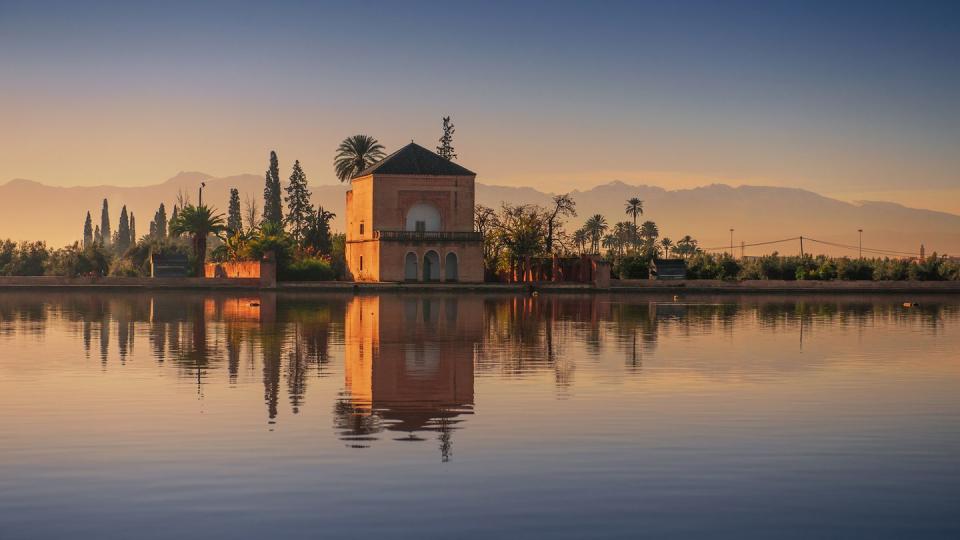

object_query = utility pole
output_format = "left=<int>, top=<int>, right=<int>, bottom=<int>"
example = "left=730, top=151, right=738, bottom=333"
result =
left=858, top=229, right=863, bottom=259
left=741, top=240, right=745, bottom=259
left=729, top=228, right=734, bottom=256
left=800, top=235, right=804, bottom=258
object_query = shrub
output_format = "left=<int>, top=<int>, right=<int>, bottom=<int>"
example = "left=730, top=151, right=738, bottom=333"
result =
left=0, top=240, right=49, bottom=276
left=717, top=254, right=742, bottom=280
left=615, top=255, right=649, bottom=279
left=281, top=257, right=335, bottom=281
left=837, top=258, right=873, bottom=280
left=46, top=243, right=111, bottom=277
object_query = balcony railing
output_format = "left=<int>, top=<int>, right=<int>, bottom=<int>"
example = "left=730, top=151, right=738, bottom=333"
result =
left=374, top=230, right=483, bottom=242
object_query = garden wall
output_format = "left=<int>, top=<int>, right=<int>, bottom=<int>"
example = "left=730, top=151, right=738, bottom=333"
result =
left=204, top=261, right=261, bottom=279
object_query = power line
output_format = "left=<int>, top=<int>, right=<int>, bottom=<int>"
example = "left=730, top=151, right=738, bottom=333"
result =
left=697, top=235, right=922, bottom=257
left=701, top=236, right=800, bottom=251
left=805, top=237, right=920, bottom=257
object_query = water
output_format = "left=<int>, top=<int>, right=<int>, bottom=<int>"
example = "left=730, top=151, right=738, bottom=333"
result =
left=0, top=291, right=958, bottom=539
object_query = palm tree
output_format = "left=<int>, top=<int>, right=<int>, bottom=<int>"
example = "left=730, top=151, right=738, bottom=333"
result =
left=639, top=220, right=659, bottom=243
left=625, top=197, right=643, bottom=250
left=660, top=237, right=673, bottom=258
left=613, top=221, right=634, bottom=259
left=334, top=135, right=386, bottom=182
left=585, top=214, right=608, bottom=254
left=169, top=204, right=226, bottom=273
left=675, top=235, right=698, bottom=259
left=572, top=228, right=588, bottom=255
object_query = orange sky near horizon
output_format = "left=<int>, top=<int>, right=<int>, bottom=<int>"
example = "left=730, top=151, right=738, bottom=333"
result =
left=2, top=2, right=958, bottom=215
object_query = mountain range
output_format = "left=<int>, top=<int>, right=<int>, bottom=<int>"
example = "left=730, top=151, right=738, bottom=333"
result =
left=2, top=172, right=957, bottom=257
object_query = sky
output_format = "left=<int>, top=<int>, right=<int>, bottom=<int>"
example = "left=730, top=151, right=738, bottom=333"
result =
left=2, top=0, right=959, bottom=212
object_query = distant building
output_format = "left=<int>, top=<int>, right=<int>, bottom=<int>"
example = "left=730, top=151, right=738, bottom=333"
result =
left=650, top=258, right=687, bottom=280
left=344, top=143, right=484, bottom=282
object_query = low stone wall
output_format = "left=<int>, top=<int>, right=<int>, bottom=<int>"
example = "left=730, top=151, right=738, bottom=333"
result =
left=0, top=276, right=261, bottom=289
left=611, top=279, right=960, bottom=293
left=204, top=261, right=261, bottom=278
left=1, top=276, right=957, bottom=293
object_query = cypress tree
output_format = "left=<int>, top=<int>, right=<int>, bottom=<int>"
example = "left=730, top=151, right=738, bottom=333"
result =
left=263, top=151, right=283, bottom=225
left=169, top=205, right=179, bottom=237
left=154, top=203, right=167, bottom=239
left=150, top=220, right=157, bottom=239
left=437, top=116, right=457, bottom=160
left=129, top=212, right=136, bottom=245
left=117, top=205, right=130, bottom=253
left=227, top=188, right=242, bottom=234
left=94, top=225, right=103, bottom=245
left=284, top=160, right=313, bottom=243
left=100, top=199, right=111, bottom=247
left=83, top=212, right=93, bottom=248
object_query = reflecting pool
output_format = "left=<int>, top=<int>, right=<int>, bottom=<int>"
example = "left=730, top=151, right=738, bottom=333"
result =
left=0, top=292, right=958, bottom=539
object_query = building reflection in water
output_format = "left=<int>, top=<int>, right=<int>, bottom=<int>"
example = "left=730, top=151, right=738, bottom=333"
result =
left=337, top=295, right=479, bottom=461
left=2, top=290, right=956, bottom=459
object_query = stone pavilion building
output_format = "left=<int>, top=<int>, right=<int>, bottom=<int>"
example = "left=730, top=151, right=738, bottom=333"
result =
left=345, top=142, right=484, bottom=282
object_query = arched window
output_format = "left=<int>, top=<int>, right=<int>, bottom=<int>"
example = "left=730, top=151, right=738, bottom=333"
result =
left=423, top=250, right=440, bottom=281
left=405, top=203, right=441, bottom=232
left=404, top=252, right=418, bottom=281
left=444, top=252, right=458, bottom=282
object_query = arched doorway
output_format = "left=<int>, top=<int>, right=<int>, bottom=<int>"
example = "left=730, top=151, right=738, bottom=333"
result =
left=423, top=250, right=440, bottom=281
left=404, top=252, right=418, bottom=281
left=445, top=252, right=458, bottom=282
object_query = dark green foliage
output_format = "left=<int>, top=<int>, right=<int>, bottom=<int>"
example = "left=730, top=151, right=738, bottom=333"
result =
left=263, top=151, right=283, bottom=225
left=740, top=252, right=799, bottom=280
left=169, top=204, right=227, bottom=275
left=83, top=212, right=93, bottom=248
left=281, top=257, right=335, bottom=281
left=685, top=252, right=741, bottom=280
left=123, top=238, right=189, bottom=277
left=117, top=205, right=131, bottom=254
left=837, top=258, right=873, bottom=280
left=169, top=205, right=179, bottom=236
left=304, top=207, right=335, bottom=255
left=94, top=225, right=103, bottom=245
left=909, top=254, right=955, bottom=281
left=100, top=199, right=111, bottom=247
left=615, top=255, right=649, bottom=279
left=153, top=203, right=168, bottom=239
left=129, top=213, right=136, bottom=244
left=244, top=222, right=295, bottom=270
left=46, top=243, right=111, bottom=277
left=284, top=160, right=313, bottom=243
left=437, top=116, right=457, bottom=160
left=227, top=188, right=242, bottom=234
left=873, top=258, right=910, bottom=281
left=0, top=240, right=49, bottom=275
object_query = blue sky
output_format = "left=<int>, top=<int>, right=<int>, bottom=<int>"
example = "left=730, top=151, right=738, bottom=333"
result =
left=2, top=0, right=958, bottom=210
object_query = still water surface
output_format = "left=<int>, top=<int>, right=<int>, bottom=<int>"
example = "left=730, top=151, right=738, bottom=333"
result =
left=0, top=292, right=958, bottom=539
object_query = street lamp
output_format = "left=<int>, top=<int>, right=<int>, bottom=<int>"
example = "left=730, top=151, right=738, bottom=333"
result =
left=858, top=229, right=863, bottom=259
left=199, top=181, right=206, bottom=207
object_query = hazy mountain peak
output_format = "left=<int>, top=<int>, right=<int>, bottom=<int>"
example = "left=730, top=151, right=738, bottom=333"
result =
left=0, top=173, right=957, bottom=255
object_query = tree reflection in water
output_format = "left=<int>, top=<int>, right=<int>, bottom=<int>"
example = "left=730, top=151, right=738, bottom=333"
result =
left=0, top=291, right=956, bottom=460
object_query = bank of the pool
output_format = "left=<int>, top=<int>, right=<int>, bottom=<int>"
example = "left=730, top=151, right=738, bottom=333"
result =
left=0, top=276, right=958, bottom=293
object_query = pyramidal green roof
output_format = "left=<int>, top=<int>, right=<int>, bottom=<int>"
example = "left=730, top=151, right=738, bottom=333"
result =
left=355, top=142, right=475, bottom=178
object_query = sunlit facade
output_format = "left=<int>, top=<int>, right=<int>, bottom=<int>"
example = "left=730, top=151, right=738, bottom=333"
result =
left=345, top=143, right=484, bottom=282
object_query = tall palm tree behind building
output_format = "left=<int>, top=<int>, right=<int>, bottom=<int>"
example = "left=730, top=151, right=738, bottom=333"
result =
left=334, top=135, right=386, bottom=182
